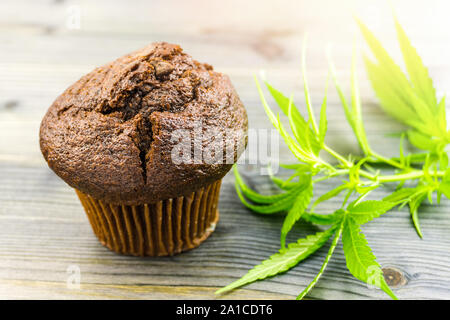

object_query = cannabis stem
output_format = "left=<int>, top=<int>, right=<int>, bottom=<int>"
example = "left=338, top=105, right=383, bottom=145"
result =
left=323, top=143, right=444, bottom=184
left=323, top=145, right=353, bottom=168
left=370, top=151, right=405, bottom=170
left=378, top=170, right=444, bottom=183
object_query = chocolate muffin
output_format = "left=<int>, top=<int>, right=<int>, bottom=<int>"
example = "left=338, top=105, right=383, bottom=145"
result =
left=40, top=42, right=248, bottom=256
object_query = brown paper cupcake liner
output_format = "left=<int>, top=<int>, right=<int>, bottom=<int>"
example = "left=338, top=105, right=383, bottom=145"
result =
left=75, top=180, right=222, bottom=256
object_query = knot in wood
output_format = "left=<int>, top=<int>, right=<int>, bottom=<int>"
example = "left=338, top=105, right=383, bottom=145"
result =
left=382, top=267, right=407, bottom=287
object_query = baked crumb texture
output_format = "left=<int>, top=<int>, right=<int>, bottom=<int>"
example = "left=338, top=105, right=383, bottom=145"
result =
left=40, top=42, right=248, bottom=205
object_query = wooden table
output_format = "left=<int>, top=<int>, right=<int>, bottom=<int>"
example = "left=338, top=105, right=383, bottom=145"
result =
left=1, top=0, right=450, bottom=299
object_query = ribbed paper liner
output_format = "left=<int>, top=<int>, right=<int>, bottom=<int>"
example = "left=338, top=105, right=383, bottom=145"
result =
left=75, top=180, right=221, bottom=256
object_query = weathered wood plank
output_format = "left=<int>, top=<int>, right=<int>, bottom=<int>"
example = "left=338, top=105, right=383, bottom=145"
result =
left=1, top=162, right=450, bottom=299
left=1, top=0, right=450, bottom=299
left=0, top=280, right=295, bottom=300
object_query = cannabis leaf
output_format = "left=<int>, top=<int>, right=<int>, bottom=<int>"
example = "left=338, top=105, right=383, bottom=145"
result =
left=234, top=166, right=301, bottom=204
left=281, top=177, right=313, bottom=248
left=234, top=166, right=310, bottom=214
left=311, top=184, right=347, bottom=210
left=408, top=186, right=429, bottom=238
left=318, top=76, right=329, bottom=147
left=302, top=211, right=343, bottom=225
left=297, top=218, right=344, bottom=299
left=219, top=10, right=448, bottom=300
left=328, top=44, right=371, bottom=155
left=383, top=188, right=415, bottom=204
left=342, top=217, right=397, bottom=299
left=438, top=168, right=450, bottom=197
left=358, top=16, right=448, bottom=146
left=216, top=227, right=336, bottom=295
left=265, top=82, right=321, bottom=156
left=348, top=200, right=396, bottom=225
left=394, top=16, right=437, bottom=109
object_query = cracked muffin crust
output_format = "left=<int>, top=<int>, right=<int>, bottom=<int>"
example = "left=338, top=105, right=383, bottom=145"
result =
left=40, top=42, right=248, bottom=205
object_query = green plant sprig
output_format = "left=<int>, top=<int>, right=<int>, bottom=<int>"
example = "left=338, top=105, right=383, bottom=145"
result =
left=216, top=13, right=450, bottom=299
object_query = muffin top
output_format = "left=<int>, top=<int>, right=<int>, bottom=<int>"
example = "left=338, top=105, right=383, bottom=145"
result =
left=40, top=42, right=248, bottom=205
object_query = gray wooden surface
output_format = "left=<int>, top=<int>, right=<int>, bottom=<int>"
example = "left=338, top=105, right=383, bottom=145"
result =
left=1, top=0, right=450, bottom=299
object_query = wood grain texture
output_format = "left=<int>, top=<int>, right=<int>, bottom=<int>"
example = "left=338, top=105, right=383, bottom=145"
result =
left=1, top=0, right=450, bottom=299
